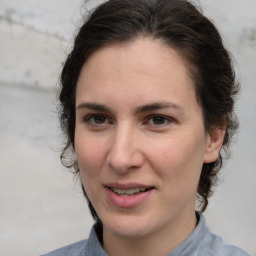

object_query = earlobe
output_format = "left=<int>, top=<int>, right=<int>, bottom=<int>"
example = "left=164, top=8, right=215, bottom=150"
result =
left=203, top=126, right=226, bottom=163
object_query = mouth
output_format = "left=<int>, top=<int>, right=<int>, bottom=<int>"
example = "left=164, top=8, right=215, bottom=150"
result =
left=104, top=183, right=155, bottom=208
left=108, top=187, right=153, bottom=196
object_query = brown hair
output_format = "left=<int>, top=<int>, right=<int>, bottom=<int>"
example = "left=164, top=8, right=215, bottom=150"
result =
left=59, top=0, right=239, bottom=221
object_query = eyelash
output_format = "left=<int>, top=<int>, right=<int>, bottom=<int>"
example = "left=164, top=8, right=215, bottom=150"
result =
left=145, top=114, right=173, bottom=126
left=83, top=114, right=111, bottom=126
left=83, top=114, right=174, bottom=128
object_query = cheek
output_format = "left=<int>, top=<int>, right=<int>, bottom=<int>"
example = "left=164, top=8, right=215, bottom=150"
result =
left=150, top=138, right=204, bottom=208
left=74, top=135, right=108, bottom=201
left=148, top=134, right=205, bottom=182
left=74, top=134, right=108, bottom=177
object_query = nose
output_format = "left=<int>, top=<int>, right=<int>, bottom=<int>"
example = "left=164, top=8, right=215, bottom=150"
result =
left=107, top=125, right=145, bottom=173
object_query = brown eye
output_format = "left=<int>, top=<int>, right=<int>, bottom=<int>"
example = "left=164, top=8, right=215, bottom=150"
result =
left=151, top=116, right=166, bottom=125
left=147, top=115, right=171, bottom=126
left=92, top=115, right=106, bottom=124
left=84, top=114, right=110, bottom=126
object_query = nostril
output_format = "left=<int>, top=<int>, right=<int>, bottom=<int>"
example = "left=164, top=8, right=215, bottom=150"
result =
left=107, top=150, right=144, bottom=173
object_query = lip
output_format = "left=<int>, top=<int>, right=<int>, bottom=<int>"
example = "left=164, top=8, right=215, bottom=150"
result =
left=105, top=182, right=153, bottom=190
left=104, top=183, right=154, bottom=208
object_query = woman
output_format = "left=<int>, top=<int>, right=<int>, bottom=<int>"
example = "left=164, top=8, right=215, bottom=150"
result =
left=42, top=0, right=249, bottom=255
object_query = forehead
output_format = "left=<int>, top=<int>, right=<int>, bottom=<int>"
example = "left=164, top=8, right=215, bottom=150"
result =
left=81, top=38, right=190, bottom=79
left=76, top=37, right=198, bottom=111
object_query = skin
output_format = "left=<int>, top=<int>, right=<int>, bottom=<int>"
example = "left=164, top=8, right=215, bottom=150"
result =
left=75, top=38, right=225, bottom=256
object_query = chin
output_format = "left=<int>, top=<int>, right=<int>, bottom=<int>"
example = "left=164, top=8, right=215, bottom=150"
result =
left=108, top=225, right=152, bottom=239
left=102, top=213, right=157, bottom=238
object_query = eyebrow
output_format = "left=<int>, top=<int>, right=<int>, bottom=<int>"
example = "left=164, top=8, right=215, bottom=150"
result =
left=135, top=102, right=183, bottom=114
left=76, top=102, right=184, bottom=114
left=76, top=102, right=111, bottom=112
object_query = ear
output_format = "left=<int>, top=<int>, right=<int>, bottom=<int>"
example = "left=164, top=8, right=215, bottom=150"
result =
left=203, top=126, right=226, bottom=163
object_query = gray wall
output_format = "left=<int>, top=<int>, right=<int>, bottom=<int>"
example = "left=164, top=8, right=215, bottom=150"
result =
left=0, top=0, right=255, bottom=255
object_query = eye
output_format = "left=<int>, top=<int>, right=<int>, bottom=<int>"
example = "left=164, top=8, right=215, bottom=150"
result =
left=150, top=116, right=166, bottom=125
left=147, top=115, right=173, bottom=126
left=91, top=115, right=107, bottom=124
left=84, top=114, right=111, bottom=126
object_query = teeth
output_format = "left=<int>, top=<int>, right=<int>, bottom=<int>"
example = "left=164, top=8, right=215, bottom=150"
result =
left=111, top=187, right=147, bottom=196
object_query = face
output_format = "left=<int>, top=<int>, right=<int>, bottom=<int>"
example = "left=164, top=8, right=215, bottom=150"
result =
left=75, top=38, right=221, bottom=241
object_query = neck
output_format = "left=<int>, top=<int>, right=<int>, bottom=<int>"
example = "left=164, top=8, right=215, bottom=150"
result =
left=103, top=212, right=197, bottom=256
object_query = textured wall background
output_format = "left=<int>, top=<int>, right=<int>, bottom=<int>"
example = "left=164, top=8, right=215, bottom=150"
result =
left=0, top=0, right=255, bottom=255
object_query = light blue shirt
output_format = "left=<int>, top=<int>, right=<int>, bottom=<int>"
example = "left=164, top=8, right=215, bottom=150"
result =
left=41, top=214, right=249, bottom=256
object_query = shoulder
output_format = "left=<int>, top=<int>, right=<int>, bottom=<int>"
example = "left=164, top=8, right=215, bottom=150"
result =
left=40, top=222, right=106, bottom=256
left=200, top=221, right=249, bottom=256
left=179, top=213, right=250, bottom=256
left=40, top=239, right=88, bottom=256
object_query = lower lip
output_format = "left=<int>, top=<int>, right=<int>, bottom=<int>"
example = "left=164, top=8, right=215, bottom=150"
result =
left=105, top=187, right=153, bottom=208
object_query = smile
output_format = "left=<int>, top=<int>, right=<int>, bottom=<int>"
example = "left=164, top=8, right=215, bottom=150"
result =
left=104, top=184, right=154, bottom=208
left=109, top=187, right=151, bottom=196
